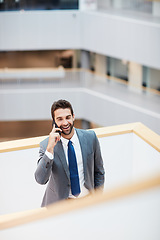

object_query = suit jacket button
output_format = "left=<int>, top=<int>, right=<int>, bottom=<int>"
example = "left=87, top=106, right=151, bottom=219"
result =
left=46, top=162, right=49, bottom=168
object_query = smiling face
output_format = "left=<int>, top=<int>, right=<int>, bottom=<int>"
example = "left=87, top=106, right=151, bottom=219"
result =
left=54, top=108, right=75, bottom=139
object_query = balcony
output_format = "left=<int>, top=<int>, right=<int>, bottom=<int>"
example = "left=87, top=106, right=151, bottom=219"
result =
left=0, top=122, right=160, bottom=239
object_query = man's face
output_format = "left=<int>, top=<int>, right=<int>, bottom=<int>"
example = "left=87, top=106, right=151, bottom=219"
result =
left=54, top=108, right=75, bottom=137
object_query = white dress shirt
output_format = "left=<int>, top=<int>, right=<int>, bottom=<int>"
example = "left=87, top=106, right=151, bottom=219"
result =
left=45, top=130, right=89, bottom=199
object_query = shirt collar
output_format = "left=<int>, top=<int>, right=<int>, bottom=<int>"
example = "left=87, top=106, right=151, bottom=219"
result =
left=70, top=130, right=77, bottom=146
left=60, top=135, right=69, bottom=148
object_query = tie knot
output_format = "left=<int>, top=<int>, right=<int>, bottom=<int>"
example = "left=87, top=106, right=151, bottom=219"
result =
left=68, top=140, right=72, bottom=146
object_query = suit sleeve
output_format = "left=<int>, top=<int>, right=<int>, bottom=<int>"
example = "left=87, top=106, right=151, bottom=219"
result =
left=35, top=143, right=53, bottom=185
left=93, top=132, right=105, bottom=189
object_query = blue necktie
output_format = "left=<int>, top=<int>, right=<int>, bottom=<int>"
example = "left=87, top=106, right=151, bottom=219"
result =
left=68, top=140, right=81, bottom=196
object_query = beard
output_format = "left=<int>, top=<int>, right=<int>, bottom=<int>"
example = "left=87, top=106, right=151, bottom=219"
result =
left=60, top=122, right=74, bottom=135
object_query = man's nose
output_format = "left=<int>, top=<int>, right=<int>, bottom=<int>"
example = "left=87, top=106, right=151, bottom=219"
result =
left=62, top=119, right=68, bottom=125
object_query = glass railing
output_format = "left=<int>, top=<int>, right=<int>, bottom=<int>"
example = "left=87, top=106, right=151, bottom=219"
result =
left=97, top=0, right=160, bottom=18
left=97, top=0, right=153, bottom=14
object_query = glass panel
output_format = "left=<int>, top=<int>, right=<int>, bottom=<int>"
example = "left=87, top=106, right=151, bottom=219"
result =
left=97, top=0, right=152, bottom=15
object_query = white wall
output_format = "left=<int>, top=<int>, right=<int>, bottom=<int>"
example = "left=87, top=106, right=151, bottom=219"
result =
left=0, top=10, right=160, bottom=69
left=81, top=11, right=160, bottom=70
left=0, top=11, right=81, bottom=51
left=132, top=133, right=160, bottom=180
left=0, top=133, right=160, bottom=215
left=99, top=133, right=160, bottom=190
left=0, top=147, right=45, bottom=215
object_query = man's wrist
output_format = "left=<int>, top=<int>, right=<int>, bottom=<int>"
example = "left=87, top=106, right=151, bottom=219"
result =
left=45, top=150, right=53, bottom=159
left=46, top=144, right=54, bottom=154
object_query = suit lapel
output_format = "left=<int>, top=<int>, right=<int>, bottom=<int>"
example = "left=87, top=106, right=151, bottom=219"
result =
left=54, top=129, right=87, bottom=181
left=76, top=129, right=87, bottom=180
left=55, top=141, right=70, bottom=180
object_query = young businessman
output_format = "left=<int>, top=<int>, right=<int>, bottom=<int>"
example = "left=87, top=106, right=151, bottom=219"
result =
left=35, top=99, right=105, bottom=207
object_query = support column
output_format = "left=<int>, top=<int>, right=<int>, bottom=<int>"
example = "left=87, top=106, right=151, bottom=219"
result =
left=152, top=1, right=160, bottom=17
left=113, top=0, right=123, bottom=9
left=95, top=53, right=107, bottom=82
left=80, top=50, right=90, bottom=69
left=79, top=0, right=97, bottom=11
left=97, top=0, right=112, bottom=10
left=72, top=50, right=78, bottom=68
left=95, top=53, right=107, bottom=75
left=128, top=62, right=143, bottom=89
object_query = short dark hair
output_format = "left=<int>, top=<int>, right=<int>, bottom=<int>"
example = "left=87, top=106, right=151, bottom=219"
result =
left=51, top=99, right=74, bottom=120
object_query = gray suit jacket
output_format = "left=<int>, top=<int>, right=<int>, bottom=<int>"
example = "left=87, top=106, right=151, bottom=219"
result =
left=35, top=128, right=105, bottom=207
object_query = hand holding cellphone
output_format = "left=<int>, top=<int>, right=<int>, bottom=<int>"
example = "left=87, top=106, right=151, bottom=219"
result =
left=47, top=121, right=62, bottom=154
left=52, top=120, right=61, bottom=136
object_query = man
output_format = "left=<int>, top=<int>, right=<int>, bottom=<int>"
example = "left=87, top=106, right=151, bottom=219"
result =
left=35, top=99, right=105, bottom=207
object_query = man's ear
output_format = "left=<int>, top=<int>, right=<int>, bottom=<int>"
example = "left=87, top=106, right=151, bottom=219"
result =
left=73, top=114, right=75, bottom=121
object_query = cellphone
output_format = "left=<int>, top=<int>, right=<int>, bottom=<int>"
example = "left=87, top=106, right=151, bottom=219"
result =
left=52, top=120, right=61, bottom=136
